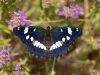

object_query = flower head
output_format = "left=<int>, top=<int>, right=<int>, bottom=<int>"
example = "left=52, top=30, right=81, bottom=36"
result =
left=97, top=0, right=100, bottom=2
left=70, top=5, right=79, bottom=19
left=70, top=0, right=76, bottom=2
left=1, top=49, right=9, bottom=58
left=96, top=38, right=100, bottom=46
left=0, top=47, right=11, bottom=68
left=58, top=5, right=84, bottom=19
left=58, top=6, right=69, bottom=18
left=0, top=61, right=3, bottom=68
left=7, top=11, right=30, bottom=28
left=14, top=65, right=22, bottom=75
left=13, top=11, right=27, bottom=19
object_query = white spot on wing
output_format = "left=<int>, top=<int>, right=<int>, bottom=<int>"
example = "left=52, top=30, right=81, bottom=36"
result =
left=33, top=28, right=36, bottom=32
left=66, top=36, right=70, bottom=40
left=50, top=41, right=62, bottom=51
left=50, top=47, right=52, bottom=51
left=24, top=27, right=28, bottom=34
left=30, top=37, right=34, bottom=41
left=54, top=44, right=57, bottom=48
left=50, top=44, right=56, bottom=51
left=52, top=45, right=56, bottom=50
left=17, top=27, right=20, bottom=30
left=26, top=35, right=30, bottom=40
left=62, top=37, right=66, bottom=42
left=76, top=28, right=79, bottom=31
left=56, top=41, right=61, bottom=47
left=50, top=44, right=53, bottom=50
left=57, top=41, right=62, bottom=46
left=61, top=29, right=63, bottom=32
left=35, top=41, right=40, bottom=47
left=38, top=43, right=41, bottom=48
left=43, top=46, right=47, bottom=50
left=33, top=41, right=47, bottom=50
left=40, top=43, right=46, bottom=50
left=40, top=44, right=44, bottom=49
left=34, top=41, right=38, bottom=46
left=68, top=27, right=72, bottom=35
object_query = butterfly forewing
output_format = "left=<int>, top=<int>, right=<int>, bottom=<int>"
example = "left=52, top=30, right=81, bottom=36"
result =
left=50, top=27, right=82, bottom=58
left=13, top=26, right=47, bottom=57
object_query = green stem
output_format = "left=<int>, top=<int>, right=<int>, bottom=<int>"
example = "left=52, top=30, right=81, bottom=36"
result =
left=45, top=61, right=49, bottom=75
left=39, top=0, right=43, bottom=9
left=45, top=58, right=56, bottom=75
left=51, top=58, right=56, bottom=75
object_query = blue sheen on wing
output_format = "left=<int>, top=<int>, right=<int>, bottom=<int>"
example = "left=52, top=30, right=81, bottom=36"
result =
left=13, top=26, right=47, bottom=57
left=50, top=27, right=82, bottom=58
left=51, top=27, right=81, bottom=43
left=13, top=26, right=82, bottom=58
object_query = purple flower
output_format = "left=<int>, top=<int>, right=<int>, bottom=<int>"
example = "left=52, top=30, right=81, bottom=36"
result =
left=14, top=65, right=22, bottom=75
left=1, top=49, right=8, bottom=58
left=96, top=41, right=100, bottom=46
left=70, top=5, right=84, bottom=19
left=0, top=47, right=20, bottom=70
left=70, top=0, right=76, bottom=2
left=5, top=57, right=11, bottom=63
left=7, top=21, right=18, bottom=28
left=58, top=6, right=69, bottom=18
left=0, top=61, right=3, bottom=68
left=70, top=5, right=79, bottom=19
left=0, top=48, right=11, bottom=64
left=78, top=6, right=84, bottom=15
left=96, top=39, right=100, bottom=46
left=8, top=11, right=30, bottom=28
left=20, top=19, right=30, bottom=26
left=13, top=11, right=27, bottom=19
left=97, top=0, right=100, bottom=2
left=58, top=5, right=84, bottom=19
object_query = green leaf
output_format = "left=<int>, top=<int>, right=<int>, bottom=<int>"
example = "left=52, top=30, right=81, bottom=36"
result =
left=0, top=24, right=11, bottom=34
left=0, top=37, right=11, bottom=47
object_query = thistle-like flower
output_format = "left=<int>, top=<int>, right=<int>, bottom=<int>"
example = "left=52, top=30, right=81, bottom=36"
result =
left=58, top=5, right=84, bottom=19
left=7, top=11, right=30, bottom=28
left=0, top=47, right=11, bottom=68
left=14, top=65, right=22, bottom=75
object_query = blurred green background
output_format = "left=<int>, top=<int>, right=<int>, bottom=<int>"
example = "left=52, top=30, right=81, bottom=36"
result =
left=0, top=0, right=100, bottom=75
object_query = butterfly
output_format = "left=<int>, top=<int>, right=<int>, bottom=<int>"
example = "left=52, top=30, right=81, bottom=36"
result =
left=13, top=26, right=82, bottom=58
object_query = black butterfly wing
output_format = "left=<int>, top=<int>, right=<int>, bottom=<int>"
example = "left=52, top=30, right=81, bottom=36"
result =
left=50, top=27, right=82, bottom=58
left=13, top=26, right=47, bottom=57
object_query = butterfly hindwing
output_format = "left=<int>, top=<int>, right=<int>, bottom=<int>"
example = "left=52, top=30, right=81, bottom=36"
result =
left=50, top=27, right=82, bottom=58
left=13, top=26, right=47, bottom=57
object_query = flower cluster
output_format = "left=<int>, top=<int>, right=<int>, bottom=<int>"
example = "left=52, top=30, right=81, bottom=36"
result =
left=58, top=5, right=84, bottom=19
left=0, top=48, right=22, bottom=75
left=70, top=0, right=76, bottom=2
left=8, top=11, right=30, bottom=28
left=97, top=0, right=100, bottom=2
left=0, top=48, right=11, bottom=68
left=13, top=65, right=22, bottom=75
left=96, top=38, right=100, bottom=46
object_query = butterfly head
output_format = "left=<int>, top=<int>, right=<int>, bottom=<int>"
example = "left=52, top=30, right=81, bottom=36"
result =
left=46, top=26, right=51, bottom=30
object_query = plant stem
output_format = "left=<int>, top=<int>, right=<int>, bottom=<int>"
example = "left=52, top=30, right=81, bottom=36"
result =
left=51, top=58, right=56, bottom=75
left=45, top=58, right=56, bottom=75
left=45, top=61, right=49, bottom=75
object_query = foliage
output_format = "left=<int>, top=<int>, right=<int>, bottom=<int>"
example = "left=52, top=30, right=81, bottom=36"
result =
left=0, top=0, right=100, bottom=75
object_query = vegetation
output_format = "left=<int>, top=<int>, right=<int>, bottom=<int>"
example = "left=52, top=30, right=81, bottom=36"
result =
left=0, top=0, right=100, bottom=75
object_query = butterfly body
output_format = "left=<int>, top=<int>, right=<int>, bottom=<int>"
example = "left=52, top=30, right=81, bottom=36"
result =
left=44, top=26, right=52, bottom=51
left=13, top=26, right=82, bottom=58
